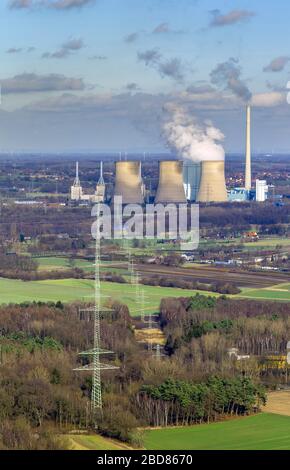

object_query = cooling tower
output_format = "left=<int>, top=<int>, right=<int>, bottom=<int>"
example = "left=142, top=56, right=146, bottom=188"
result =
left=113, top=161, right=144, bottom=204
left=197, top=161, right=227, bottom=203
left=155, top=161, right=187, bottom=204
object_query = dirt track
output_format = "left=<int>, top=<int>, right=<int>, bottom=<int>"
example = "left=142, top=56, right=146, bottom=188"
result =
left=265, top=391, right=290, bottom=416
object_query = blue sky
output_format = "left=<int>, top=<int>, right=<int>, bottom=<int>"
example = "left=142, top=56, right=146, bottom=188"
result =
left=0, top=0, right=290, bottom=153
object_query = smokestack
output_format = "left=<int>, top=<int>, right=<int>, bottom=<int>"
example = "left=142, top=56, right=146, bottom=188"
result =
left=155, top=161, right=187, bottom=204
left=113, top=161, right=144, bottom=204
left=74, top=161, right=80, bottom=185
left=98, top=161, right=105, bottom=185
left=197, top=161, right=227, bottom=203
left=245, top=105, right=252, bottom=190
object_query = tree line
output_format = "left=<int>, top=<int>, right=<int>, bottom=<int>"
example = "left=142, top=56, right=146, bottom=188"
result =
left=136, top=376, right=266, bottom=427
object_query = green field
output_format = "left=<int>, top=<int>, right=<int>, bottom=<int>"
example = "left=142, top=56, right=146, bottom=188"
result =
left=144, top=414, right=290, bottom=450
left=36, top=257, right=94, bottom=272
left=243, top=238, right=290, bottom=249
left=65, top=414, right=290, bottom=450
left=37, top=257, right=127, bottom=275
left=198, top=237, right=290, bottom=252
left=239, top=284, right=290, bottom=302
left=0, top=277, right=218, bottom=315
left=0, top=274, right=288, bottom=313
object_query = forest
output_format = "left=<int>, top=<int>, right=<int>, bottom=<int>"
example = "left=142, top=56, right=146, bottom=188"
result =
left=136, top=377, right=266, bottom=427
left=0, top=202, right=289, bottom=248
left=0, top=293, right=289, bottom=449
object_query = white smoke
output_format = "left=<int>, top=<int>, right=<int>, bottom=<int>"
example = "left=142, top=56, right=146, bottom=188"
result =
left=163, top=104, right=225, bottom=162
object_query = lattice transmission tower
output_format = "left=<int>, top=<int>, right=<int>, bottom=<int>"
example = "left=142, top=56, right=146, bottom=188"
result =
left=74, top=210, right=118, bottom=415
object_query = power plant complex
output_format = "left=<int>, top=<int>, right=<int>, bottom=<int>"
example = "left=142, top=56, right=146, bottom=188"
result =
left=71, top=107, right=270, bottom=205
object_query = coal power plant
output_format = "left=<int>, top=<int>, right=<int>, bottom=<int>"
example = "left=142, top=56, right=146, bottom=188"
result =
left=113, top=161, right=144, bottom=204
left=70, top=106, right=260, bottom=206
left=155, top=161, right=187, bottom=204
left=66, top=105, right=271, bottom=207
left=110, top=158, right=228, bottom=204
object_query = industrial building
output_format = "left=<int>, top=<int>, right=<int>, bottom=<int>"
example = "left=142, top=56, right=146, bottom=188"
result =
left=256, top=179, right=268, bottom=202
left=183, top=161, right=201, bottom=202
left=71, top=161, right=106, bottom=203
left=95, top=161, right=106, bottom=203
left=70, top=162, right=83, bottom=201
left=227, top=107, right=272, bottom=203
left=228, top=188, right=250, bottom=202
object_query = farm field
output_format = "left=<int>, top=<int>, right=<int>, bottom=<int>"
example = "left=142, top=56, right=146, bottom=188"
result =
left=64, top=414, right=290, bottom=450
left=36, top=256, right=94, bottom=272
left=239, top=284, right=290, bottom=301
left=128, top=262, right=289, bottom=289
left=143, top=413, right=290, bottom=450
left=243, top=238, right=290, bottom=249
left=0, top=275, right=289, bottom=312
left=36, top=256, right=289, bottom=290
left=0, top=277, right=219, bottom=315
left=36, top=256, right=127, bottom=275
left=200, top=237, right=290, bottom=249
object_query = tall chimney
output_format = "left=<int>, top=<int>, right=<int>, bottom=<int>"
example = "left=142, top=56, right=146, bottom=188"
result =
left=197, top=161, right=227, bottom=203
left=74, top=161, right=80, bottom=186
left=113, top=161, right=144, bottom=204
left=155, top=161, right=186, bottom=204
left=245, top=105, right=252, bottom=190
left=98, top=161, right=105, bottom=185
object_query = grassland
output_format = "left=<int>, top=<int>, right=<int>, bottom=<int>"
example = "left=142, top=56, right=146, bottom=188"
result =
left=243, top=238, right=290, bottom=249
left=36, top=257, right=94, bottom=272
left=0, top=277, right=219, bottom=315
left=264, top=391, right=290, bottom=417
left=200, top=237, right=290, bottom=250
left=143, top=413, right=290, bottom=450
left=239, top=284, right=290, bottom=302
left=36, top=257, right=127, bottom=275
left=66, top=434, right=128, bottom=450
left=64, top=413, right=290, bottom=450
left=0, top=271, right=289, bottom=312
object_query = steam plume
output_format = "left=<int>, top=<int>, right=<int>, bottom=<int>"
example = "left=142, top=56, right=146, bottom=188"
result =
left=163, top=104, right=225, bottom=162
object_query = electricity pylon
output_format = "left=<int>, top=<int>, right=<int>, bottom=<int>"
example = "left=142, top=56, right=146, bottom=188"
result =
left=74, top=209, right=118, bottom=415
